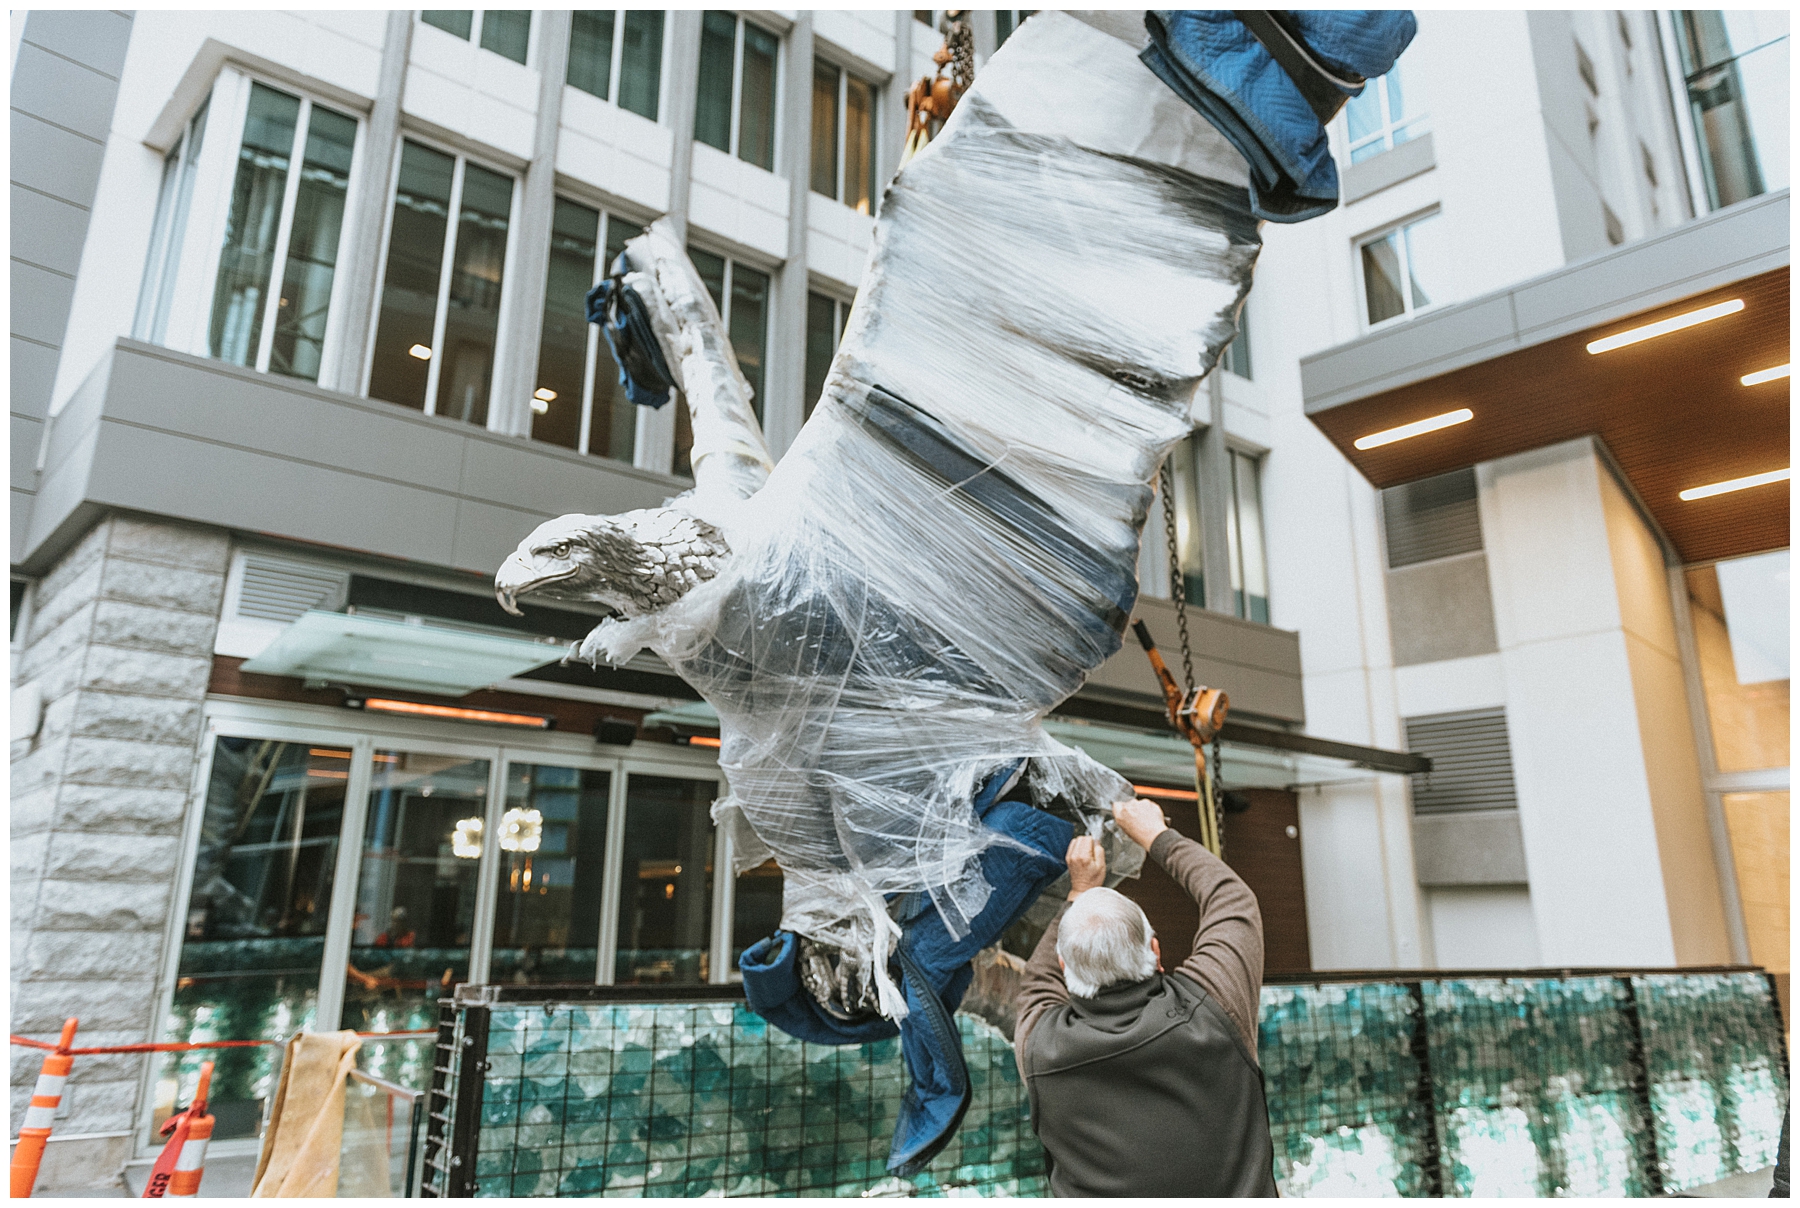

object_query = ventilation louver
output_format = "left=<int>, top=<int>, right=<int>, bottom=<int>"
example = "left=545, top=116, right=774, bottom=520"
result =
left=1381, top=467, right=1483, bottom=568
left=1405, top=707, right=1518, bottom=814
left=235, top=556, right=350, bottom=624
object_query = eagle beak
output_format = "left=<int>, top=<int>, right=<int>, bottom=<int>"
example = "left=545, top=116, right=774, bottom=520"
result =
left=494, top=553, right=535, bottom=617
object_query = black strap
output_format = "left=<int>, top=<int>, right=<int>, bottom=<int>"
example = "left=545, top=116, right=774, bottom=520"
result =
left=1234, top=11, right=1365, bottom=125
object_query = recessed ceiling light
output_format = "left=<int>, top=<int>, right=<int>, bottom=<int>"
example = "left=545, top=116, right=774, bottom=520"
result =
left=1353, top=408, right=1473, bottom=451
left=534, top=387, right=558, bottom=401
left=1678, top=468, right=1790, bottom=502
left=1741, top=364, right=1790, bottom=386
left=408, top=343, right=433, bottom=360
left=1585, top=299, right=1743, bottom=354
left=346, top=697, right=552, bottom=728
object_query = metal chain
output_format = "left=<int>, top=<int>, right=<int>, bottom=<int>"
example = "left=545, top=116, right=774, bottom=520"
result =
left=1212, top=733, right=1225, bottom=861
left=1159, top=460, right=1197, bottom=695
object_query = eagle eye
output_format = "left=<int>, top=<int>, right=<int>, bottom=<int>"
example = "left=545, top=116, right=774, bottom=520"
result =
left=551, top=542, right=571, bottom=558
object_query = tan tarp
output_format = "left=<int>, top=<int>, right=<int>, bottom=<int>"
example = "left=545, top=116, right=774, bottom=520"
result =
left=251, top=1031, right=361, bottom=1197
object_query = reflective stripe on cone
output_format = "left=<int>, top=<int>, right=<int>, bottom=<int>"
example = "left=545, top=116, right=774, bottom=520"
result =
left=164, top=1116, right=212, bottom=1198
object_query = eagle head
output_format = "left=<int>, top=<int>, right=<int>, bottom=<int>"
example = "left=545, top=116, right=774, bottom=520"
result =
left=494, top=508, right=730, bottom=619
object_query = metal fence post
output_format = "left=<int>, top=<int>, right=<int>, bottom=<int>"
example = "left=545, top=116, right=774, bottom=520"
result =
left=1405, top=981, right=1446, bottom=1198
left=448, top=1004, right=492, bottom=1197
left=1617, top=976, right=1667, bottom=1196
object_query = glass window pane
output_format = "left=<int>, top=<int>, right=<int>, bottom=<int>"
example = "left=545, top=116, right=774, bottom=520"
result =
left=730, top=262, right=770, bottom=421
left=480, top=9, right=531, bottom=65
left=156, top=738, right=348, bottom=1143
left=591, top=215, right=643, bottom=462
left=1233, top=450, right=1269, bottom=623
left=435, top=163, right=514, bottom=426
left=532, top=198, right=600, bottom=451
left=614, top=775, right=717, bottom=985
left=996, top=11, right=1016, bottom=46
left=805, top=292, right=838, bottom=420
left=681, top=248, right=727, bottom=479
left=738, top=22, right=779, bottom=170
left=369, top=141, right=455, bottom=408
left=1345, top=87, right=1382, bottom=147
left=209, top=83, right=300, bottom=367
left=341, top=751, right=491, bottom=1049
left=695, top=12, right=737, bottom=152
left=1170, top=436, right=1205, bottom=605
left=421, top=10, right=472, bottom=39
left=811, top=59, right=840, bottom=199
left=567, top=10, right=615, bottom=100
left=489, top=764, right=612, bottom=985
left=1383, top=67, right=1405, bottom=124
left=844, top=74, right=876, bottom=214
left=146, top=102, right=211, bottom=345
left=618, top=10, right=665, bottom=121
left=733, top=859, right=783, bottom=969
left=269, top=105, right=356, bottom=382
left=1403, top=213, right=1446, bottom=311
left=1722, top=790, right=1789, bottom=974
left=1360, top=230, right=1406, bottom=324
left=1223, top=304, right=1251, bottom=379
left=1687, top=554, right=1790, bottom=772
left=134, top=146, right=184, bottom=340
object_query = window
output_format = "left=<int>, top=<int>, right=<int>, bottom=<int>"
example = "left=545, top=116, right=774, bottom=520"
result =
left=679, top=248, right=770, bottom=475
left=566, top=10, right=664, bottom=121
left=1344, top=63, right=1425, bottom=165
left=1167, top=437, right=1207, bottom=605
left=1358, top=211, right=1445, bottom=326
left=134, top=100, right=209, bottom=346
left=487, top=764, right=613, bottom=985
left=811, top=59, right=877, bottom=213
left=805, top=291, right=850, bottom=419
left=368, top=140, right=516, bottom=426
left=1226, top=450, right=1269, bottom=624
left=10, top=579, right=29, bottom=641
left=1405, top=708, right=1519, bottom=814
left=1673, top=11, right=1789, bottom=210
left=420, top=10, right=531, bottom=65
left=1686, top=550, right=1789, bottom=774
left=1221, top=304, right=1252, bottom=380
left=613, top=776, right=717, bottom=984
left=995, top=10, right=1037, bottom=47
left=1381, top=467, right=1481, bottom=568
left=531, top=198, right=641, bottom=461
left=694, top=12, right=779, bottom=172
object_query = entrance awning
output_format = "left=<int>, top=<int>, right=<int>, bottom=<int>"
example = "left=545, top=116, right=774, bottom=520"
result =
left=241, top=610, right=567, bottom=695
left=643, top=701, right=1424, bottom=791
left=1300, top=190, right=1789, bottom=564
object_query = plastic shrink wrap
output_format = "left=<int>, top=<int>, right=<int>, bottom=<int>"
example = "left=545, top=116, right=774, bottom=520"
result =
left=498, top=12, right=1261, bottom=1021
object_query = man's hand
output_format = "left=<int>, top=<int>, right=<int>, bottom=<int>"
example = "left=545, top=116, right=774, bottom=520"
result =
left=1065, top=835, right=1106, bottom=899
left=1114, top=798, right=1169, bottom=850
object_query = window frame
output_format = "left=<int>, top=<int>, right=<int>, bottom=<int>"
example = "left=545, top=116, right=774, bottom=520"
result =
left=360, top=130, right=525, bottom=426
left=810, top=53, right=879, bottom=213
left=1224, top=444, right=1270, bottom=624
left=697, top=12, right=783, bottom=171
left=142, top=698, right=733, bottom=1158
left=418, top=10, right=536, bottom=67
left=146, top=67, right=367, bottom=385
left=1353, top=207, right=1443, bottom=331
left=1344, top=67, right=1426, bottom=165
left=565, top=10, right=666, bottom=121
left=680, top=240, right=776, bottom=468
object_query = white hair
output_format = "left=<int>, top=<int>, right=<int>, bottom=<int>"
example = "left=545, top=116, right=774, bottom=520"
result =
left=1056, top=888, right=1157, bottom=998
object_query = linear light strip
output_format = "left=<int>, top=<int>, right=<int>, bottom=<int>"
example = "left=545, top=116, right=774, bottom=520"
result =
left=1678, top=468, right=1790, bottom=502
left=1741, top=364, right=1790, bottom=386
left=350, top=697, right=553, bottom=728
left=1586, top=299, right=1744, bottom=354
left=1353, top=408, right=1473, bottom=451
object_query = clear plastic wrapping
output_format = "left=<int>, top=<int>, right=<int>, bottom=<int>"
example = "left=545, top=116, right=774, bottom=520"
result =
left=569, top=12, right=1262, bottom=1017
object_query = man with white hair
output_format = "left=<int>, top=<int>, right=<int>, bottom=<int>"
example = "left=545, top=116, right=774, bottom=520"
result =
left=1015, top=797, right=1276, bottom=1197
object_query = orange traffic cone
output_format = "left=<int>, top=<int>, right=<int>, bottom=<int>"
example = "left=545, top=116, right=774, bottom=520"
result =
left=9, top=1018, right=77, bottom=1198
left=143, top=1061, right=213, bottom=1199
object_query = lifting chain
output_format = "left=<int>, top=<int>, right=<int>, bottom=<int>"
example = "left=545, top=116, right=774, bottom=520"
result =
left=1158, top=459, right=1225, bottom=858
left=901, top=11, right=975, bottom=165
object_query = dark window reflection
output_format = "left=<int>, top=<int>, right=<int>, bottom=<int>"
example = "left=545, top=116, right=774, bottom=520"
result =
left=490, top=764, right=612, bottom=985
left=614, top=776, right=716, bottom=984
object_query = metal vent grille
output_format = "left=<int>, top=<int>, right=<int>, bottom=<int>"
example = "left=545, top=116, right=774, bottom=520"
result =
left=1405, top=707, right=1518, bottom=814
left=1382, top=468, right=1482, bottom=568
left=236, top=556, right=349, bottom=623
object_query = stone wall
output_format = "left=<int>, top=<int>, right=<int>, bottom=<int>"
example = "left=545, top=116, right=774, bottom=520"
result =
left=10, top=514, right=228, bottom=1154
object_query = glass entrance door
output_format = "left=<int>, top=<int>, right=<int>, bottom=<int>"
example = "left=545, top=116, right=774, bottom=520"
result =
left=487, top=762, right=614, bottom=985
left=609, top=772, right=722, bottom=985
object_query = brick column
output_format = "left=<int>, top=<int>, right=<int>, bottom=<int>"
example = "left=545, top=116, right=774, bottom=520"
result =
left=10, top=515, right=229, bottom=1144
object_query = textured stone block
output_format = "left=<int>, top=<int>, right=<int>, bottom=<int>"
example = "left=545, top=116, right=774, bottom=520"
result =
left=99, top=558, right=225, bottom=617
left=25, top=557, right=102, bottom=645
left=10, top=829, right=49, bottom=887
left=10, top=783, right=56, bottom=838
left=91, top=600, right=218, bottom=657
left=69, top=691, right=204, bottom=747
left=32, top=688, right=78, bottom=748
left=59, top=736, right=198, bottom=792
left=29, top=521, right=108, bottom=620
left=35, top=877, right=172, bottom=931
left=10, top=978, right=158, bottom=1034
left=20, top=601, right=99, bottom=686
left=23, top=928, right=166, bottom=979
left=43, top=830, right=181, bottom=883
left=76, top=645, right=210, bottom=698
left=10, top=733, right=67, bottom=800
left=52, top=1077, right=142, bottom=1134
left=52, top=783, right=189, bottom=834
left=106, top=517, right=230, bottom=574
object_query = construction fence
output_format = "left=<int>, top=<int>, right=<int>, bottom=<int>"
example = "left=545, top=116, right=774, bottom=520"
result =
left=416, top=967, right=1787, bottom=1198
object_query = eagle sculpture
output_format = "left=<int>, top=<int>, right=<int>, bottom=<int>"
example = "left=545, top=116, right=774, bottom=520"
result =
left=495, top=12, right=1261, bottom=1023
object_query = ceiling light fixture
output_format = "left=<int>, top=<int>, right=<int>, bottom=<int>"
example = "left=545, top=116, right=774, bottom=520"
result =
left=1133, top=783, right=1199, bottom=802
left=1353, top=408, right=1473, bottom=451
left=408, top=343, right=433, bottom=360
left=1585, top=298, right=1743, bottom=354
left=1741, top=364, right=1790, bottom=386
left=1678, top=468, right=1790, bottom=502
left=683, top=734, right=722, bottom=749
left=346, top=697, right=553, bottom=728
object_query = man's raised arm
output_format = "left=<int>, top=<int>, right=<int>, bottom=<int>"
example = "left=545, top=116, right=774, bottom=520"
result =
left=1014, top=835, right=1107, bottom=1066
left=1112, top=798, right=1265, bottom=1055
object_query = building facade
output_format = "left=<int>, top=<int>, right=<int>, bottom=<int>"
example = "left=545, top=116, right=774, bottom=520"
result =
left=8, top=6, right=1787, bottom=1188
